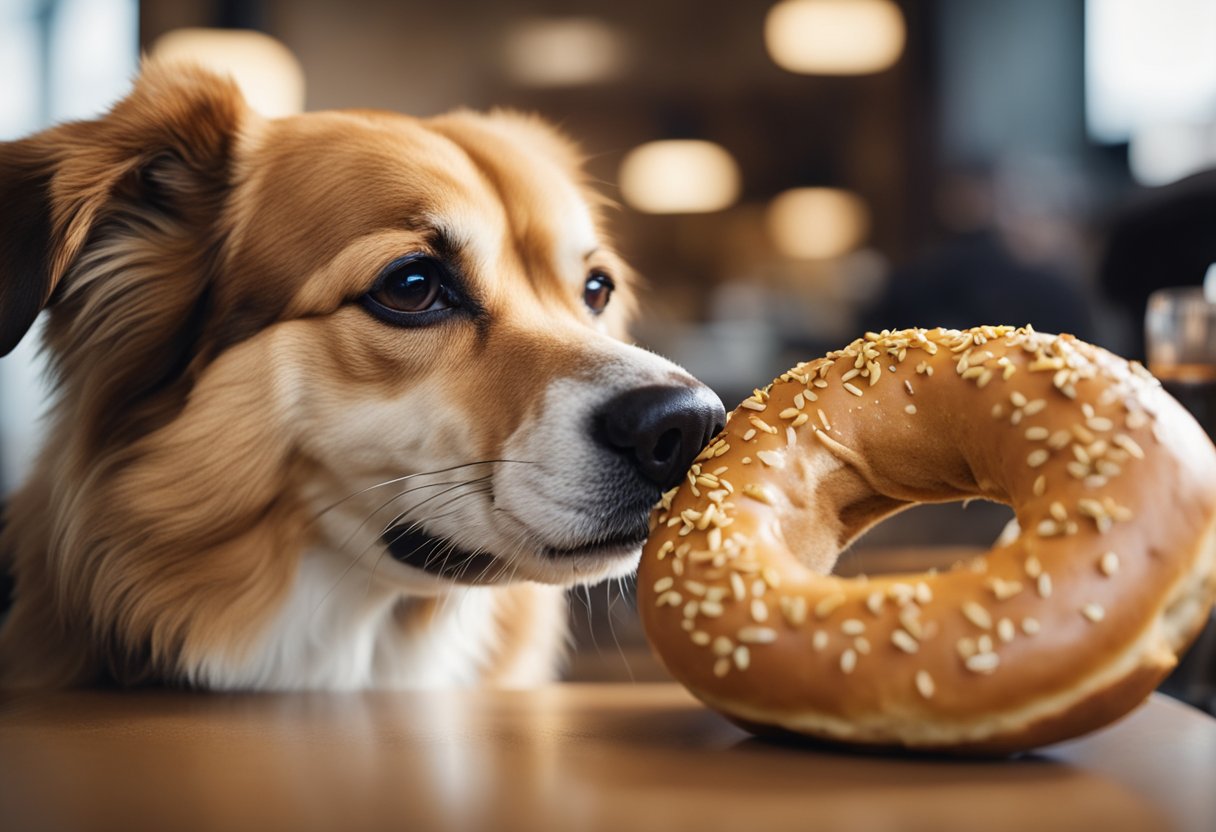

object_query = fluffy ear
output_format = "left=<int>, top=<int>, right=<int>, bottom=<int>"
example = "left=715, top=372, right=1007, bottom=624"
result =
left=0, top=60, right=247, bottom=356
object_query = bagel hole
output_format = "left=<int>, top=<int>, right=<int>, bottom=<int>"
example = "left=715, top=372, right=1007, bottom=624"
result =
left=836, top=500, right=1016, bottom=577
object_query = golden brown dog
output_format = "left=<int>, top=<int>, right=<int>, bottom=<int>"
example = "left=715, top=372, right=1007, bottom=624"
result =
left=0, top=60, right=723, bottom=689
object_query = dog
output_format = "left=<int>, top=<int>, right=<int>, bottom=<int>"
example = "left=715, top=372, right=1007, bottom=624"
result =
left=0, top=60, right=724, bottom=690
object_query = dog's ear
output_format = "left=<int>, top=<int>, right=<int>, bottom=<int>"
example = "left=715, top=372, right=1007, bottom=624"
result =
left=0, top=60, right=246, bottom=356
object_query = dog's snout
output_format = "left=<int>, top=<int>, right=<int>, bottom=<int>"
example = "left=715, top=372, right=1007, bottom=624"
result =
left=594, top=385, right=727, bottom=491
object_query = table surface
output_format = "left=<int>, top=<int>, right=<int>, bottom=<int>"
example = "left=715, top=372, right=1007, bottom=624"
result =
left=1, top=685, right=1213, bottom=832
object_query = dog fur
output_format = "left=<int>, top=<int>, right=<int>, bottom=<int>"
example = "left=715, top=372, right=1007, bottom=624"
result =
left=0, top=61, right=714, bottom=690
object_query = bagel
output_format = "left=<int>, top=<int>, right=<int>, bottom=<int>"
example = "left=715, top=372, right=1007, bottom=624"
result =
left=638, top=325, right=1216, bottom=754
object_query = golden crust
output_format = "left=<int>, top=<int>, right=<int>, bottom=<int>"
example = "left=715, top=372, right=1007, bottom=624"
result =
left=639, top=326, right=1216, bottom=754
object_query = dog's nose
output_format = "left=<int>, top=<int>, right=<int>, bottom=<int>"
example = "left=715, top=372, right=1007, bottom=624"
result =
left=594, top=385, right=727, bottom=491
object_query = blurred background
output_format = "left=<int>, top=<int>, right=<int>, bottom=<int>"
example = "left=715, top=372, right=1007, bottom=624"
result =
left=1, top=0, right=1214, bottom=703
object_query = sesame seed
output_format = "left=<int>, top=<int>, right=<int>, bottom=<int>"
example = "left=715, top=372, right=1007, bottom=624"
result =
left=700, top=600, right=724, bottom=617
left=956, top=637, right=977, bottom=659
left=898, top=607, right=924, bottom=639
left=905, top=404, right=918, bottom=415
left=752, top=579, right=766, bottom=597
left=815, top=593, right=846, bottom=619
left=997, top=618, right=1016, bottom=643
left=892, top=629, right=920, bottom=654
left=841, top=367, right=861, bottom=382
left=1033, top=475, right=1047, bottom=497
left=1025, top=426, right=1050, bottom=441
left=713, top=657, right=730, bottom=677
left=780, top=595, right=808, bottom=626
left=844, top=382, right=864, bottom=397
left=653, top=577, right=674, bottom=593
left=658, top=590, right=685, bottom=607
left=1027, top=449, right=1050, bottom=468
left=751, top=598, right=769, bottom=623
left=1087, top=416, right=1114, bottom=432
left=691, top=630, right=711, bottom=646
left=1036, top=519, right=1061, bottom=537
left=730, top=572, right=746, bottom=601
left=1113, top=433, right=1144, bottom=459
left=1023, top=399, right=1047, bottom=416
left=1082, top=602, right=1105, bottom=623
left=840, top=648, right=858, bottom=674
left=866, top=591, right=885, bottom=615
left=989, top=578, right=1024, bottom=601
left=1047, top=430, right=1072, bottom=449
left=793, top=392, right=805, bottom=409
left=742, top=483, right=774, bottom=505
left=748, top=415, right=778, bottom=434
left=786, top=426, right=797, bottom=447
left=915, top=582, right=933, bottom=604
left=683, top=601, right=699, bottom=619
left=738, top=626, right=778, bottom=644
left=741, top=399, right=767, bottom=412
left=1037, top=573, right=1052, bottom=598
left=812, top=630, right=829, bottom=651
left=742, top=428, right=757, bottom=441
left=977, top=634, right=994, bottom=654
left=1050, top=501, right=1068, bottom=522
left=762, top=567, right=782, bottom=588
left=1100, top=551, right=1120, bottom=576
left=817, top=409, right=831, bottom=431
left=753, top=447, right=783, bottom=467
left=916, top=670, right=936, bottom=699
left=1022, top=617, right=1041, bottom=635
left=733, top=645, right=751, bottom=670
left=963, top=601, right=993, bottom=630
left=1011, top=391, right=1028, bottom=408
left=905, top=380, right=914, bottom=395
left=841, top=618, right=866, bottom=636
left=965, top=652, right=1000, bottom=674
left=779, top=407, right=800, bottom=420
left=712, top=636, right=733, bottom=656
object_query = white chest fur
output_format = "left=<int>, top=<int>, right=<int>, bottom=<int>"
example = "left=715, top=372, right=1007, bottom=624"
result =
left=189, top=548, right=503, bottom=690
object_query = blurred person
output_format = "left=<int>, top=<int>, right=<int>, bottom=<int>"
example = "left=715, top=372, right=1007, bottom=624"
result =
left=861, top=164, right=1096, bottom=340
left=1097, top=168, right=1216, bottom=360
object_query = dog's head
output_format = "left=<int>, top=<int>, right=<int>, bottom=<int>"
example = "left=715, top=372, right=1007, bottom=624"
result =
left=0, top=61, right=723, bottom=680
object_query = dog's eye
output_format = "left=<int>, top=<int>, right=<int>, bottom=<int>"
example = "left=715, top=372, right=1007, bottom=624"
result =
left=584, top=272, right=614, bottom=315
left=362, top=256, right=454, bottom=324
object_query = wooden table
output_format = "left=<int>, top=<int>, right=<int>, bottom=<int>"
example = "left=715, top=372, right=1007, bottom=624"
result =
left=1, top=685, right=1212, bottom=832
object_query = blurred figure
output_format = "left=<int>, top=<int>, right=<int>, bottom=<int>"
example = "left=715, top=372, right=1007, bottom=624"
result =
left=862, top=164, right=1095, bottom=339
left=1097, top=168, right=1216, bottom=360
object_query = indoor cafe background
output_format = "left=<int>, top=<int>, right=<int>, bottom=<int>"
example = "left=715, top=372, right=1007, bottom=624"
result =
left=1, top=0, right=1214, bottom=692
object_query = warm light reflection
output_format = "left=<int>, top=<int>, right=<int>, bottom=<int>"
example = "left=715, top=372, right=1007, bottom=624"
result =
left=502, top=18, right=626, bottom=87
left=619, top=140, right=741, bottom=214
left=151, top=28, right=305, bottom=117
left=765, top=0, right=905, bottom=75
left=766, top=187, right=870, bottom=260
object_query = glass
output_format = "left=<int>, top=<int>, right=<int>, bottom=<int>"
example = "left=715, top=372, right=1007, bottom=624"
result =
left=1145, top=285, right=1216, bottom=714
left=1145, top=286, right=1216, bottom=441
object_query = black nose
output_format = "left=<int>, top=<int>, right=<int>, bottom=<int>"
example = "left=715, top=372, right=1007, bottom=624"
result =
left=593, top=385, right=727, bottom=491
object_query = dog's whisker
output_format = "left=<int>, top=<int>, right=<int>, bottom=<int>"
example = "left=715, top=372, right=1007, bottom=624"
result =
left=310, top=483, right=492, bottom=619
left=330, top=475, right=492, bottom=562
left=310, top=458, right=533, bottom=522
left=606, top=577, right=635, bottom=684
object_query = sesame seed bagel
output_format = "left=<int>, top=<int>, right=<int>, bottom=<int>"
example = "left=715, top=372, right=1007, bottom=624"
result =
left=638, top=325, right=1216, bottom=754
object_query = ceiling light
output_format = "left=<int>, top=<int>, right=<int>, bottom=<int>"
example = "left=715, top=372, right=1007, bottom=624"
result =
left=151, top=28, right=305, bottom=117
left=765, top=0, right=905, bottom=75
left=766, top=187, right=870, bottom=259
left=619, top=140, right=742, bottom=214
